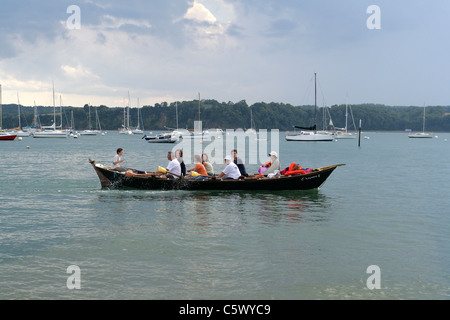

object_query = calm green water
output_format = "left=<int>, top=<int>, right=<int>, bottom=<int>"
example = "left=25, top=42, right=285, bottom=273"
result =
left=1, top=131, right=449, bottom=299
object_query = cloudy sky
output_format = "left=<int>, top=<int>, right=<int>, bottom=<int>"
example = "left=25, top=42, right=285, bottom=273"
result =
left=0, top=0, right=449, bottom=108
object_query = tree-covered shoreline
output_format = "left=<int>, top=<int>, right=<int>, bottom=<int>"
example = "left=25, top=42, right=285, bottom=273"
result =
left=1, top=100, right=450, bottom=132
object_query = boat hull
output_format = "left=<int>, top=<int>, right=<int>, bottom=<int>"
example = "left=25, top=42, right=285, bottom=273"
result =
left=408, top=133, right=433, bottom=138
left=0, top=133, right=17, bottom=141
left=144, top=134, right=178, bottom=143
left=89, top=159, right=343, bottom=191
left=80, top=130, right=98, bottom=136
left=286, top=132, right=334, bottom=141
left=32, top=131, right=68, bottom=138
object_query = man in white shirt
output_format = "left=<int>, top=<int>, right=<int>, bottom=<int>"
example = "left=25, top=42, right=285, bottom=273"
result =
left=165, top=151, right=181, bottom=179
left=218, top=155, right=241, bottom=179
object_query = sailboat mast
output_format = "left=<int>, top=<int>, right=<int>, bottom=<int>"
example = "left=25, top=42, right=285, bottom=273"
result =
left=123, top=98, right=126, bottom=129
left=137, top=98, right=140, bottom=129
left=423, top=104, right=426, bottom=133
left=96, top=105, right=101, bottom=131
left=60, top=95, right=63, bottom=129
left=176, top=101, right=179, bottom=130
left=345, top=102, right=348, bottom=133
left=314, top=73, right=317, bottom=133
left=198, top=92, right=201, bottom=122
left=33, top=101, right=37, bottom=128
left=88, top=104, right=92, bottom=130
left=17, top=92, right=21, bottom=129
left=52, top=81, right=56, bottom=128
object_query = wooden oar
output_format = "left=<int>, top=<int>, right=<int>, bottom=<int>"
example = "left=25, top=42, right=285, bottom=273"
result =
left=157, top=166, right=182, bottom=178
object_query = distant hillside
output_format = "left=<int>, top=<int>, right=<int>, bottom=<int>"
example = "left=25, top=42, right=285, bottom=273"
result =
left=1, top=100, right=450, bottom=132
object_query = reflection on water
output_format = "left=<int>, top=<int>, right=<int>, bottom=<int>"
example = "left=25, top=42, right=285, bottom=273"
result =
left=93, top=188, right=333, bottom=230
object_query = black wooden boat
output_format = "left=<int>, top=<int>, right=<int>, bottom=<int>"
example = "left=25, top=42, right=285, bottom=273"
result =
left=89, top=159, right=344, bottom=191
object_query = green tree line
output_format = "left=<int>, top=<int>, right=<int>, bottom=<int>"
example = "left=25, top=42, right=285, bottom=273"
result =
left=1, top=100, right=450, bottom=132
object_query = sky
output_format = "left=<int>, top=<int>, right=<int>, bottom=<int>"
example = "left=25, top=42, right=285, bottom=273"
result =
left=0, top=0, right=449, bottom=108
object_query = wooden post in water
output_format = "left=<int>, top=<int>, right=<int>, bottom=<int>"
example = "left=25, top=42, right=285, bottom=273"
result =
left=358, top=119, right=362, bottom=147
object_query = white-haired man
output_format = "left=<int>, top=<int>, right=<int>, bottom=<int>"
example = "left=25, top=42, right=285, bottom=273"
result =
left=218, top=155, right=241, bottom=179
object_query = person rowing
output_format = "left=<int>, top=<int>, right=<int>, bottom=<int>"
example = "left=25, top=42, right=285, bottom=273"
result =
left=231, top=149, right=248, bottom=177
left=158, top=151, right=181, bottom=179
left=202, top=153, right=214, bottom=176
left=217, top=155, right=241, bottom=179
left=186, top=154, right=208, bottom=178
left=112, top=148, right=127, bottom=172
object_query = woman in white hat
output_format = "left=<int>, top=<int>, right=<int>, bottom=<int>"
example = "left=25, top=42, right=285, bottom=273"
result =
left=264, top=151, right=281, bottom=176
left=218, top=155, right=241, bottom=179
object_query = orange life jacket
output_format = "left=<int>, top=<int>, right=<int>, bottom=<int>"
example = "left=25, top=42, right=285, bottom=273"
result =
left=284, top=163, right=307, bottom=176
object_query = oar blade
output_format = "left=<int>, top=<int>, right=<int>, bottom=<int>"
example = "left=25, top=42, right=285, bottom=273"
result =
left=158, top=166, right=167, bottom=173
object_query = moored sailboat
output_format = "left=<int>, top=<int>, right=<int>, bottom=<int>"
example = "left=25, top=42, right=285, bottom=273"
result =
left=408, top=104, right=433, bottom=138
left=335, top=100, right=356, bottom=139
left=143, top=132, right=178, bottom=143
left=286, top=73, right=334, bottom=142
left=33, top=85, right=68, bottom=138
left=132, top=98, right=144, bottom=134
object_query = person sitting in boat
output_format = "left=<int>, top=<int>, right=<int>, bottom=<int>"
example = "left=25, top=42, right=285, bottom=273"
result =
left=112, top=148, right=127, bottom=172
left=187, top=154, right=208, bottom=176
left=160, top=151, right=181, bottom=179
left=231, top=149, right=248, bottom=177
left=218, top=155, right=241, bottom=179
left=202, top=153, right=214, bottom=176
left=262, top=151, right=281, bottom=176
left=175, top=149, right=186, bottom=176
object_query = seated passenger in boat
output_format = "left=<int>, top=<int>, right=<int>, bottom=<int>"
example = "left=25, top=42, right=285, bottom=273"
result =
left=187, top=154, right=208, bottom=176
left=175, top=149, right=186, bottom=176
left=159, top=151, right=181, bottom=179
left=112, top=148, right=127, bottom=172
left=202, top=153, right=214, bottom=176
left=218, top=155, right=241, bottom=179
left=231, top=149, right=248, bottom=177
left=263, top=151, right=281, bottom=176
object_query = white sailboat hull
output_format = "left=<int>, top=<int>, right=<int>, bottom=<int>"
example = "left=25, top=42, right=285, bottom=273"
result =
left=408, top=133, right=433, bottom=138
left=33, top=130, right=68, bottom=138
left=286, top=131, right=334, bottom=141
left=80, top=130, right=98, bottom=136
left=119, top=129, right=133, bottom=134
